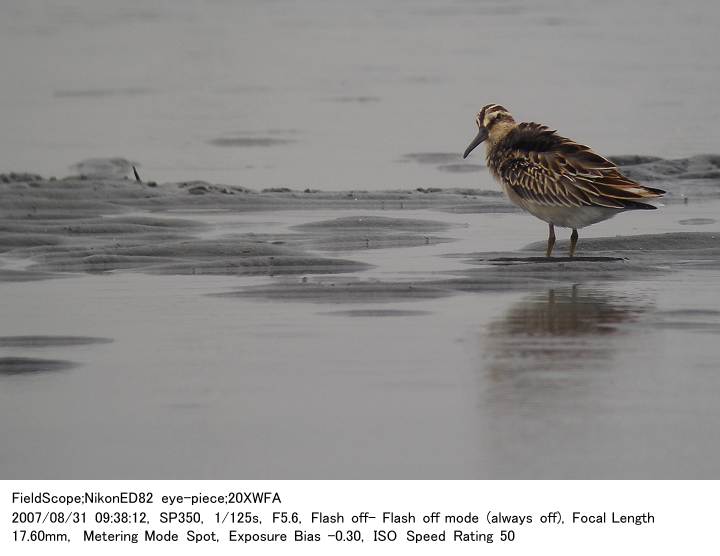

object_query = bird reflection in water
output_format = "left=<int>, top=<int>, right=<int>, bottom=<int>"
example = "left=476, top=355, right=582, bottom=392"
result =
left=485, top=285, right=651, bottom=380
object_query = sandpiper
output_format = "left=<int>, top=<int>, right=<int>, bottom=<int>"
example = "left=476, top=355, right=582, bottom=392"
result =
left=463, top=104, right=665, bottom=257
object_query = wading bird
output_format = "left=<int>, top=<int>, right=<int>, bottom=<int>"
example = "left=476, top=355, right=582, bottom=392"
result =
left=463, top=104, right=665, bottom=257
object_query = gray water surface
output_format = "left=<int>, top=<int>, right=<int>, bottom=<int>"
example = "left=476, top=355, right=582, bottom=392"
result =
left=1, top=202, right=719, bottom=479
left=2, top=0, right=720, bottom=187
left=3, top=0, right=720, bottom=479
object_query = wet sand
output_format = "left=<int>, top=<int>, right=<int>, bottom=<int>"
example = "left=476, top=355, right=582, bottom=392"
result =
left=1, top=157, right=720, bottom=479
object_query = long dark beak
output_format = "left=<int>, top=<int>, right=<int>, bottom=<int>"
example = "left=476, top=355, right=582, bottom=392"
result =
left=463, top=127, right=488, bottom=159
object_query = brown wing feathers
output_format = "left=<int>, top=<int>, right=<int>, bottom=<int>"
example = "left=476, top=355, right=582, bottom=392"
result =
left=490, top=123, right=665, bottom=210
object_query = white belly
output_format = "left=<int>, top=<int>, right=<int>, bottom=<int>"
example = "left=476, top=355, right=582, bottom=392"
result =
left=501, top=182, right=620, bottom=229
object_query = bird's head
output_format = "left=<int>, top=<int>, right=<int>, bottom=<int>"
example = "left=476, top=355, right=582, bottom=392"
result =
left=463, top=103, right=516, bottom=158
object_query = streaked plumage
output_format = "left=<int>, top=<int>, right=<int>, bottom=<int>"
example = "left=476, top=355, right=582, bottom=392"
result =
left=463, top=104, right=665, bottom=257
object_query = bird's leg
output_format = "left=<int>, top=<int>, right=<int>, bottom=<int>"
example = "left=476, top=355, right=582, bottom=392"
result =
left=545, top=223, right=556, bottom=257
left=569, top=229, right=579, bottom=257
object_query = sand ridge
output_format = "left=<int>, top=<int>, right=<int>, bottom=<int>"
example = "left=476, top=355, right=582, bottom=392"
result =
left=0, top=155, right=718, bottom=287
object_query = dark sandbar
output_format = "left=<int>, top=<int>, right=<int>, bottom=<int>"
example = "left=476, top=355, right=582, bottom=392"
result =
left=401, top=152, right=460, bottom=164
left=208, top=137, right=294, bottom=147
left=319, top=309, right=432, bottom=317
left=0, top=336, right=113, bottom=348
left=0, top=357, right=77, bottom=375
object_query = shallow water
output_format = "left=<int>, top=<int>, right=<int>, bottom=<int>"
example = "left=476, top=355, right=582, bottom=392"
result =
left=2, top=201, right=719, bottom=479
left=2, top=0, right=720, bottom=187
left=3, top=0, right=720, bottom=479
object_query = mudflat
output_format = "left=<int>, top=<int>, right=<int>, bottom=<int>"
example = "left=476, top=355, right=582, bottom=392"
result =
left=0, top=154, right=719, bottom=478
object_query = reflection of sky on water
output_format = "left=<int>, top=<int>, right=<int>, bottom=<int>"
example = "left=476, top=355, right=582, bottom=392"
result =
left=2, top=1, right=719, bottom=186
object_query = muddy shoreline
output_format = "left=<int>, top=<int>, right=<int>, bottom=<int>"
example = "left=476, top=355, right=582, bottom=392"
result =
left=2, top=155, right=720, bottom=479
left=2, top=154, right=719, bottom=286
